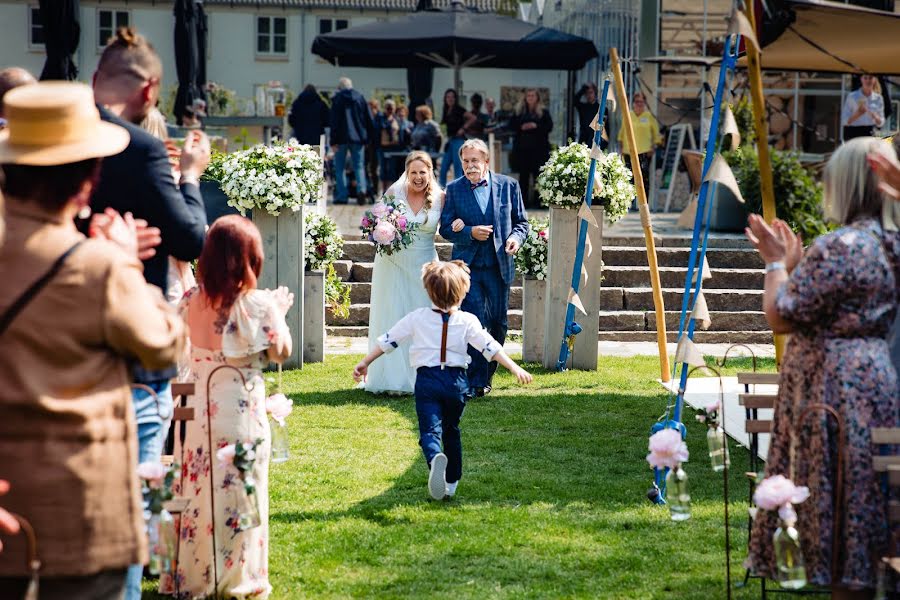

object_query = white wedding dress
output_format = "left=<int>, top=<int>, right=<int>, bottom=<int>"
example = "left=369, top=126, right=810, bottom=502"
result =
left=365, top=179, right=443, bottom=394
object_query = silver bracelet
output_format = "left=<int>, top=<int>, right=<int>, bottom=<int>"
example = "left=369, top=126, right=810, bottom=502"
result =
left=765, top=261, right=785, bottom=273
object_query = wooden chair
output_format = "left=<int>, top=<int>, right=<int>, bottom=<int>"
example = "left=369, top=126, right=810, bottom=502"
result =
left=873, top=427, right=900, bottom=577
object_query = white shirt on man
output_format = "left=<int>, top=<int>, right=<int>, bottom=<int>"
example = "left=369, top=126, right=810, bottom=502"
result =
left=377, top=306, right=500, bottom=369
left=841, top=89, right=885, bottom=128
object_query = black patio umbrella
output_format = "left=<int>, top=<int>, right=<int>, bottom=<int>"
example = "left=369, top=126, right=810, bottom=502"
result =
left=173, top=0, right=204, bottom=125
left=311, top=0, right=598, bottom=93
left=38, top=0, right=80, bottom=81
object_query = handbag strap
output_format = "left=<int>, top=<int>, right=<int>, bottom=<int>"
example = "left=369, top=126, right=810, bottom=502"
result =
left=0, top=240, right=85, bottom=336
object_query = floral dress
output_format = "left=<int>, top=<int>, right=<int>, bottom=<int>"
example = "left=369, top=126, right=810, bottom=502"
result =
left=746, top=218, right=899, bottom=589
left=162, top=287, right=289, bottom=599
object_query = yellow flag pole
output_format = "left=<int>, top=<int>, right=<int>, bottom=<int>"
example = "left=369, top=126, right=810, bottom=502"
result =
left=743, top=3, right=787, bottom=367
left=610, top=47, right=671, bottom=382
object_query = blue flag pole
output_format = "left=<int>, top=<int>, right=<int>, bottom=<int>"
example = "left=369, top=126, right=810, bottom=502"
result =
left=555, top=78, right=611, bottom=371
left=648, top=34, right=741, bottom=502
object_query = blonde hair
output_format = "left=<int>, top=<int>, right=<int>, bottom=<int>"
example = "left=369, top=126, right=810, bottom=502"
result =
left=140, top=107, right=168, bottom=141
left=421, top=260, right=471, bottom=310
left=97, top=27, right=162, bottom=85
left=404, top=150, right=439, bottom=223
left=823, top=136, right=891, bottom=224
left=517, top=88, right=545, bottom=117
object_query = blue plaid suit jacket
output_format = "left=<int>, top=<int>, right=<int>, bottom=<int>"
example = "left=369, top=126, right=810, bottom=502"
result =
left=439, top=173, right=529, bottom=285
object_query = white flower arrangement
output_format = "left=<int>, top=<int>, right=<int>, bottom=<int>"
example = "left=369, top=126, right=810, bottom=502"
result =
left=219, top=139, right=324, bottom=216
left=514, top=217, right=549, bottom=280
left=304, top=212, right=343, bottom=272
left=536, top=142, right=634, bottom=223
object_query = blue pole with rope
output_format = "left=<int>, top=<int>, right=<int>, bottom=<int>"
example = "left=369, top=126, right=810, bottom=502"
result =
left=555, top=77, right=611, bottom=371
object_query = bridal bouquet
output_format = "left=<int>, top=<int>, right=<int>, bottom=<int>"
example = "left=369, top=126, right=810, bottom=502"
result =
left=360, top=196, right=420, bottom=256
left=219, top=139, right=323, bottom=216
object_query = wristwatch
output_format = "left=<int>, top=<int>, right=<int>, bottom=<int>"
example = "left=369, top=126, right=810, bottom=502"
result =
left=764, top=261, right=785, bottom=273
left=179, top=173, right=200, bottom=187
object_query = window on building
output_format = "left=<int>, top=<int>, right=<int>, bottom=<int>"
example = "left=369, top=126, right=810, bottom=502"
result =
left=98, top=9, right=130, bottom=49
left=318, top=18, right=349, bottom=35
left=257, top=16, right=287, bottom=56
left=29, top=6, right=44, bottom=49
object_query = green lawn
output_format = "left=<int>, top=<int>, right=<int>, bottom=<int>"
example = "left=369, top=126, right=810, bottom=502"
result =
left=147, top=354, right=777, bottom=599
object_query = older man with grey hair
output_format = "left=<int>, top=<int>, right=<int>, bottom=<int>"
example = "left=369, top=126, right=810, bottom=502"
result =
left=0, top=67, right=37, bottom=129
left=330, top=75, right=373, bottom=204
left=439, top=138, right=529, bottom=397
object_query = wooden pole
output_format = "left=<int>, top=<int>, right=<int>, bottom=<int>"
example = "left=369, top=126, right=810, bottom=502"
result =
left=610, top=47, right=670, bottom=382
left=743, top=3, right=786, bottom=367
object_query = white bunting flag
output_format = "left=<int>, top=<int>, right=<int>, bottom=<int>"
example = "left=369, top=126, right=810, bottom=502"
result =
left=567, top=288, right=587, bottom=315
left=585, top=233, right=593, bottom=258
left=578, top=201, right=599, bottom=228
left=704, top=154, right=745, bottom=204
left=728, top=10, right=761, bottom=54
left=590, top=144, right=604, bottom=160
left=589, top=113, right=601, bottom=132
left=691, top=291, right=711, bottom=331
left=675, top=335, right=706, bottom=367
left=581, top=263, right=589, bottom=284
left=692, top=260, right=712, bottom=283
left=722, top=105, right=741, bottom=150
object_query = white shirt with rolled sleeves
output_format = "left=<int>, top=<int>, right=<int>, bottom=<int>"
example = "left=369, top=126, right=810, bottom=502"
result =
left=377, top=307, right=501, bottom=369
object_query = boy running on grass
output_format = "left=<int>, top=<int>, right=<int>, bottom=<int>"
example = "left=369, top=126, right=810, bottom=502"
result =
left=353, top=260, right=533, bottom=500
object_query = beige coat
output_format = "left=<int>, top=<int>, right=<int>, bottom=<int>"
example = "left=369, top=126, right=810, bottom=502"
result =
left=0, top=198, right=185, bottom=577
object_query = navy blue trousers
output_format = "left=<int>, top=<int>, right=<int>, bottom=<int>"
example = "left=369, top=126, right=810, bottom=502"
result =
left=415, top=366, right=469, bottom=484
left=460, top=263, right=509, bottom=389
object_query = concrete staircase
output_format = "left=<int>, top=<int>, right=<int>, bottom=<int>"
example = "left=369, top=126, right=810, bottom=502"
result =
left=327, top=234, right=771, bottom=344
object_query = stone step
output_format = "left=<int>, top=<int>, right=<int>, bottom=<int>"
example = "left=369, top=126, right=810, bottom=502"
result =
left=602, top=266, right=763, bottom=290
left=326, top=326, right=775, bottom=345
left=333, top=259, right=351, bottom=281
left=341, top=240, right=453, bottom=263
left=599, top=287, right=763, bottom=312
left=346, top=282, right=523, bottom=309
left=601, top=247, right=763, bottom=269
left=602, top=235, right=753, bottom=249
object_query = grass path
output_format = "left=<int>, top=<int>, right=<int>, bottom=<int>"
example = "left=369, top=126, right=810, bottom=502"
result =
left=148, top=354, right=776, bottom=599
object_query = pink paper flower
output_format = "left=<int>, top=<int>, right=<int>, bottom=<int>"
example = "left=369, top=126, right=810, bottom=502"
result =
left=217, top=444, right=236, bottom=467
left=266, top=393, right=293, bottom=426
left=753, top=475, right=809, bottom=511
left=371, top=202, right=389, bottom=218
left=646, top=428, right=689, bottom=469
left=136, top=462, right=167, bottom=489
left=373, top=221, right=397, bottom=245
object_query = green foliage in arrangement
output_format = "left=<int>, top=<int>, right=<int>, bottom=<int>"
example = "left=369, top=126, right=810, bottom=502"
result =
left=303, top=212, right=350, bottom=318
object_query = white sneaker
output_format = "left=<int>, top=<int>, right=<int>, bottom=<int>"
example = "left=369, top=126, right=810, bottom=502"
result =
left=446, top=481, right=458, bottom=497
left=428, top=453, right=448, bottom=500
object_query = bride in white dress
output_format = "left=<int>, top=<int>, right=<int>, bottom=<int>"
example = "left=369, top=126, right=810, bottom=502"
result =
left=365, top=150, right=444, bottom=394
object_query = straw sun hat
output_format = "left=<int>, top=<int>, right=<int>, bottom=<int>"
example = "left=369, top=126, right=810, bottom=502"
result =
left=0, top=81, right=129, bottom=166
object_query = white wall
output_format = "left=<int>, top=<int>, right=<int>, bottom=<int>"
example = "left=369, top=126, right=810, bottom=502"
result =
left=0, top=1, right=566, bottom=143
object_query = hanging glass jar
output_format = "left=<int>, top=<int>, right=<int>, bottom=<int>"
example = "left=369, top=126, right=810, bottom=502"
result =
left=773, top=511, right=807, bottom=589
left=147, top=508, right=176, bottom=576
left=235, top=485, right=261, bottom=532
left=665, top=465, right=691, bottom=521
left=706, top=425, right=730, bottom=472
left=269, top=415, right=290, bottom=463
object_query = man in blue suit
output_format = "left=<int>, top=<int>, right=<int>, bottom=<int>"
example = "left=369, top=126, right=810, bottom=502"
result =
left=440, top=139, right=529, bottom=396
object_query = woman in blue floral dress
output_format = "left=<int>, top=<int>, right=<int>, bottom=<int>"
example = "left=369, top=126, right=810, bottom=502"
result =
left=161, top=216, right=293, bottom=599
left=745, top=137, right=900, bottom=596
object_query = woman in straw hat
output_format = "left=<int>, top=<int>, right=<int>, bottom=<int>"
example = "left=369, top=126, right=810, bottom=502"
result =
left=0, top=81, right=185, bottom=599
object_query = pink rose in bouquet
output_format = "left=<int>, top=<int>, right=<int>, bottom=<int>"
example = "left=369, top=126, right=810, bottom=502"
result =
left=753, top=474, right=809, bottom=513
left=371, top=202, right=390, bottom=218
left=137, top=462, right=167, bottom=490
left=646, top=428, right=689, bottom=470
left=360, top=195, right=420, bottom=256
left=266, top=393, right=293, bottom=426
left=373, top=221, right=397, bottom=245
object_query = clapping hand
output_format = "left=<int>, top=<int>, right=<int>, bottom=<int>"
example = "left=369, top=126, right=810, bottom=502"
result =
left=89, top=208, right=148, bottom=260
left=745, top=214, right=802, bottom=272
left=869, top=151, right=900, bottom=201
left=180, top=130, right=211, bottom=178
left=521, top=122, right=537, bottom=131
left=272, top=286, right=294, bottom=315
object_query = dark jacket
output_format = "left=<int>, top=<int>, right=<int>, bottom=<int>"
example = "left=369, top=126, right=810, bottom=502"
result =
left=329, top=88, right=373, bottom=145
left=442, top=104, right=467, bottom=141
left=288, top=89, right=330, bottom=145
left=510, top=109, right=553, bottom=169
left=91, top=106, right=207, bottom=383
left=574, top=88, right=607, bottom=148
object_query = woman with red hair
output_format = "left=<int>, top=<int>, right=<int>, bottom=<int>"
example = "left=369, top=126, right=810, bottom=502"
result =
left=164, top=215, right=292, bottom=599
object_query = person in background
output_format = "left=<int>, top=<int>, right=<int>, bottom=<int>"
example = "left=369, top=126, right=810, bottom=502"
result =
left=288, top=83, right=330, bottom=146
left=375, top=99, right=402, bottom=195
left=89, top=27, right=209, bottom=600
left=617, top=91, right=662, bottom=198
left=410, top=104, right=443, bottom=154
left=365, top=97, right=381, bottom=203
left=462, top=93, right=486, bottom=140
left=329, top=77, right=373, bottom=205
left=0, top=67, right=36, bottom=130
left=396, top=104, right=413, bottom=146
left=0, top=81, right=185, bottom=599
left=484, top=96, right=498, bottom=127
left=842, top=74, right=885, bottom=141
left=439, top=89, right=466, bottom=186
left=574, top=82, right=608, bottom=149
left=509, top=88, right=552, bottom=210
left=744, top=137, right=900, bottom=598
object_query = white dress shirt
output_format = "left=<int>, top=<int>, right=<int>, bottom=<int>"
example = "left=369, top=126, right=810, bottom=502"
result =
left=841, top=89, right=885, bottom=128
left=377, top=307, right=501, bottom=369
